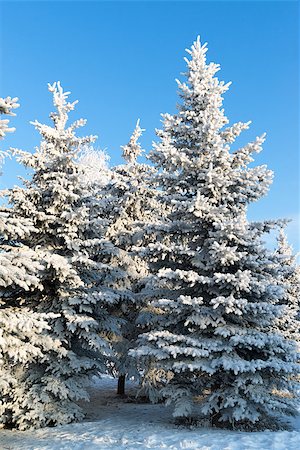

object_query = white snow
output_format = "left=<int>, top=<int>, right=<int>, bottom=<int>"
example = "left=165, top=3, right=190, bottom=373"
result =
left=1, top=376, right=299, bottom=450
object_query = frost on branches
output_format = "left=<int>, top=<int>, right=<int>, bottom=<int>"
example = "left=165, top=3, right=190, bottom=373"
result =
left=0, top=83, right=118, bottom=430
left=0, top=96, right=19, bottom=167
left=0, top=96, right=58, bottom=429
left=0, top=96, right=19, bottom=139
left=134, top=38, right=300, bottom=428
left=77, top=145, right=111, bottom=187
left=274, top=228, right=300, bottom=341
left=94, top=121, right=161, bottom=394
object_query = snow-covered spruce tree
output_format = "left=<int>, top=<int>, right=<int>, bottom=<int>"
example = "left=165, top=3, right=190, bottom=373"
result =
left=95, top=121, right=161, bottom=395
left=274, top=228, right=300, bottom=341
left=0, top=96, right=60, bottom=428
left=0, top=82, right=118, bottom=430
left=133, top=37, right=299, bottom=428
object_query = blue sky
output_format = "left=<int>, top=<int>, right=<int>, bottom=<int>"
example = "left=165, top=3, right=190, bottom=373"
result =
left=0, top=0, right=299, bottom=251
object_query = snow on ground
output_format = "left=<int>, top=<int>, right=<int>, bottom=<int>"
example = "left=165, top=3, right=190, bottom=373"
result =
left=0, top=376, right=299, bottom=450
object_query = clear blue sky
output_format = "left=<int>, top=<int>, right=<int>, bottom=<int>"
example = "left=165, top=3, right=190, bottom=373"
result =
left=0, top=0, right=299, bottom=251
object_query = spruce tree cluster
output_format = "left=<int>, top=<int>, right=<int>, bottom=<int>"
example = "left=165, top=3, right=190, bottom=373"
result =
left=0, top=38, right=299, bottom=430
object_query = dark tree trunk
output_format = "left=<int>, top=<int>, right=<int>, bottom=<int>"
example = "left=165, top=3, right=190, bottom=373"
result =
left=117, top=375, right=126, bottom=396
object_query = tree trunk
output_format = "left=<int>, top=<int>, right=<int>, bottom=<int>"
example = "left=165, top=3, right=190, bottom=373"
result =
left=117, top=375, right=126, bottom=396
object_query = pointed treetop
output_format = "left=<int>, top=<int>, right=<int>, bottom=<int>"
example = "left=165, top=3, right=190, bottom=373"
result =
left=183, top=35, right=209, bottom=78
left=171, top=36, right=233, bottom=142
left=121, top=119, right=145, bottom=164
left=178, top=35, right=231, bottom=95
left=29, top=82, right=97, bottom=157
left=47, top=81, right=79, bottom=131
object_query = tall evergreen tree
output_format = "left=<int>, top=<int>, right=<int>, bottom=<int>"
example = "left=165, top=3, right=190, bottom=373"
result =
left=134, top=37, right=299, bottom=428
left=0, top=83, right=118, bottom=429
left=0, top=95, right=59, bottom=428
left=96, top=121, right=161, bottom=395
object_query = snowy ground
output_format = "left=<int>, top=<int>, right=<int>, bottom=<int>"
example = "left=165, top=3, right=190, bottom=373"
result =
left=0, top=376, right=299, bottom=450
